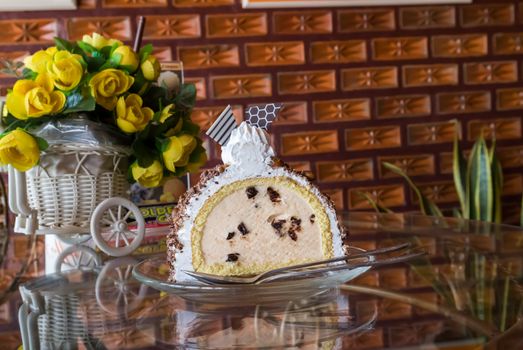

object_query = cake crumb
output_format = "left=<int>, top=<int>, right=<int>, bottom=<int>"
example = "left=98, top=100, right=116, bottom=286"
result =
left=226, top=253, right=240, bottom=262
left=246, top=186, right=258, bottom=199
left=238, top=222, right=249, bottom=235
left=309, top=214, right=315, bottom=223
left=271, top=219, right=286, bottom=236
left=267, top=187, right=281, bottom=203
left=288, top=230, right=298, bottom=241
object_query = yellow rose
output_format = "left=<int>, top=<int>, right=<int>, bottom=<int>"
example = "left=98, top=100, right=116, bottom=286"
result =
left=116, top=94, right=154, bottom=133
left=141, top=55, right=161, bottom=81
left=23, top=47, right=57, bottom=74
left=46, top=51, right=84, bottom=91
left=162, top=134, right=197, bottom=173
left=82, top=33, right=122, bottom=50
left=112, top=45, right=139, bottom=73
left=6, top=74, right=65, bottom=120
left=131, top=160, right=164, bottom=188
left=158, top=104, right=174, bottom=123
left=0, top=129, right=40, bottom=171
left=89, top=69, right=134, bottom=110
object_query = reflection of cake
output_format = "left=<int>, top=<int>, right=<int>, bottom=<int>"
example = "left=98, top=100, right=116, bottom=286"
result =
left=168, top=114, right=347, bottom=282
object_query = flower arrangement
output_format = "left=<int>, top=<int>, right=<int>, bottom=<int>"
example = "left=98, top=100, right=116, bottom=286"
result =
left=1, top=33, right=206, bottom=188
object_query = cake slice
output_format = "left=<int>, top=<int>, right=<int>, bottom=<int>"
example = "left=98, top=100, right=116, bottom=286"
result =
left=168, top=119, right=347, bottom=282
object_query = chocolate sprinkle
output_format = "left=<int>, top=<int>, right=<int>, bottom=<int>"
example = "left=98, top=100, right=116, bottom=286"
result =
left=290, top=216, right=302, bottom=232
left=267, top=187, right=281, bottom=203
left=246, top=186, right=258, bottom=199
left=238, top=222, right=249, bottom=235
left=310, top=214, right=315, bottom=223
left=288, top=230, right=298, bottom=241
left=271, top=219, right=286, bottom=236
left=226, top=253, right=239, bottom=262
left=226, top=232, right=235, bottom=240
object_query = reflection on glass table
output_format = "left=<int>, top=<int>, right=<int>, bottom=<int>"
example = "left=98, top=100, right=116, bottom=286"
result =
left=1, top=213, right=523, bottom=349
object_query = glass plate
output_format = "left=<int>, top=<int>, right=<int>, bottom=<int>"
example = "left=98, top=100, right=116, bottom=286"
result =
left=132, top=247, right=372, bottom=306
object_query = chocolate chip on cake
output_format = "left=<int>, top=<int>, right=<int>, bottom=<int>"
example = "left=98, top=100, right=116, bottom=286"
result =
left=290, top=216, right=302, bottom=232
left=271, top=219, right=286, bottom=236
left=246, top=186, right=258, bottom=199
left=226, top=231, right=235, bottom=240
left=226, top=253, right=240, bottom=262
left=288, top=230, right=298, bottom=241
left=238, top=222, right=249, bottom=235
left=310, top=214, right=315, bottom=224
left=267, top=187, right=281, bottom=203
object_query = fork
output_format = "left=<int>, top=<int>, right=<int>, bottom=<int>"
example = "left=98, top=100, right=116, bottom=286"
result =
left=183, top=242, right=420, bottom=285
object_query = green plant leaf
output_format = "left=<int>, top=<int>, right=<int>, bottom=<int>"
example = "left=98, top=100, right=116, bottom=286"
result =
left=382, top=161, right=443, bottom=217
left=452, top=121, right=468, bottom=218
left=490, top=140, right=503, bottom=224
left=54, top=37, right=74, bottom=51
left=132, top=139, right=154, bottom=168
left=469, top=135, right=493, bottom=222
left=139, top=44, right=153, bottom=61
left=356, top=191, right=394, bottom=214
left=175, top=83, right=196, bottom=110
left=76, top=40, right=97, bottom=55
left=63, top=88, right=96, bottom=113
left=520, top=194, right=523, bottom=227
left=22, top=68, right=37, bottom=80
left=34, top=136, right=49, bottom=151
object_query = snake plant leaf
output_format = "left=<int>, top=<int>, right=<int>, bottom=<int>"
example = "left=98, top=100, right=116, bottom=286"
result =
left=469, top=135, right=493, bottom=222
left=520, top=194, right=523, bottom=227
left=356, top=191, right=394, bottom=214
left=453, top=122, right=468, bottom=218
left=382, top=162, right=443, bottom=217
left=490, top=140, right=503, bottom=224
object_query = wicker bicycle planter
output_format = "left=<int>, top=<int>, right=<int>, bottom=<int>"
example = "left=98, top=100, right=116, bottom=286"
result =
left=25, top=142, right=130, bottom=235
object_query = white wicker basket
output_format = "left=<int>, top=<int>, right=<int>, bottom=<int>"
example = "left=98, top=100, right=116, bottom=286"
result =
left=25, top=142, right=130, bottom=234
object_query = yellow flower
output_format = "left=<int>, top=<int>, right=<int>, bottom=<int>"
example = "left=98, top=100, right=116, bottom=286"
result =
left=141, top=55, right=161, bottom=81
left=116, top=94, right=154, bottom=133
left=186, top=151, right=208, bottom=173
left=0, top=129, right=40, bottom=172
left=23, top=47, right=57, bottom=74
left=6, top=74, right=65, bottom=120
left=112, top=45, right=139, bottom=73
left=162, top=134, right=197, bottom=173
left=89, top=69, right=134, bottom=110
left=82, top=33, right=122, bottom=50
left=158, top=104, right=174, bottom=123
left=131, top=160, right=164, bottom=188
left=46, top=51, right=84, bottom=91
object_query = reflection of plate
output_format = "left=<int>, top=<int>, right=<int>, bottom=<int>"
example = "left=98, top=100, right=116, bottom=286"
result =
left=132, top=247, right=372, bottom=306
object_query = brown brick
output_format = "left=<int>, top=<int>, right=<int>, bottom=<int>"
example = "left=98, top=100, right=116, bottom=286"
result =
left=278, top=70, right=335, bottom=95
left=211, top=74, right=271, bottom=99
left=274, top=11, right=332, bottom=34
left=503, top=174, right=522, bottom=196
left=191, top=105, right=243, bottom=131
left=415, top=181, right=458, bottom=204
left=339, top=9, right=395, bottom=32
left=432, top=34, right=488, bottom=57
left=144, top=15, right=200, bottom=39
left=310, top=40, right=366, bottom=63
left=344, top=328, right=384, bottom=349
left=407, top=121, right=458, bottom=145
left=103, top=0, right=166, bottom=7
left=437, top=91, right=491, bottom=114
left=497, top=88, right=523, bottom=110
left=280, top=130, right=338, bottom=156
left=348, top=184, right=406, bottom=210
left=316, top=159, right=373, bottom=182
left=493, top=33, right=523, bottom=54
left=498, top=145, right=523, bottom=169
left=341, top=67, right=398, bottom=91
left=0, top=19, right=57, bottom=45
left=264, top=101, right=307, bottom=125
left=380, top=268, right=407, bottom=288
left=375, top=95, right=431, bottom=119
left=173, top=0, right=233, bottom=6
left=399, top=6, right=455, bottom=29
left=313, top=99, right=370, bottom=123
left=372, top=37, right=428, bottom=61
left=185, top=77, right=206, bottom=100
left=379, top=299, right=412, bottom=320
left=439, top=152, right=453, bottom=174
left=460, top=4, right=514, bottom=27
left=245, top=41, right=304, bottom=67
left=379, top=155, right=435, bottom=178
left=468, top=117, right=522, bottom=141
left=178, top=45, right=239, bottom=69
left=78, top=0, right=96, bottom=8
left=152, top=46, right=172, bottom=62
left=323, top=188, right=344, bottom=210
left=207, top=13, right=266, bottom=38
left=287, top=161, right=311, bottom=172
left=402, top=64, right=458, bottom=87
left=346, top=126, right=401, bottom=150
left=464, top=61, right=518, bottom=85
left=67, top=17, right=131, bottom=41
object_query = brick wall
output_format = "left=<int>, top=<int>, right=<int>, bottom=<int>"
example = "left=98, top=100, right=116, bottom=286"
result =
left=1, top=0, right=522, bottom=221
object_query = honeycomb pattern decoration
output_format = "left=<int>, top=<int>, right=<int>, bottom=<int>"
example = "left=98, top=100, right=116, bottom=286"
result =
left=246, top=103, right=283, bottom=130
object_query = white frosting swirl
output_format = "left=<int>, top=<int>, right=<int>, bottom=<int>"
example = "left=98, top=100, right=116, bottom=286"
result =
left=221, top=122, right=274, bottom=173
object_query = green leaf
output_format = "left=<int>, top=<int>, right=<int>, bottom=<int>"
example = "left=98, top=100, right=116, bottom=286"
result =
left=383, top=161, right=443, bottom=217
left=63, top=88, right=96, bottom=114
left=174, top=83, right=197, bottom=110
left=139, top=44, right=153, bottom=61
left=132, top=139, right=154, bottom=168
left=34, top=136, right=49, bottom=151
left=54, top=37, right=75, bottom=51
left=76, top=40, right=97, bottom=55
left=452, top=121, right=468, bottom=218
left=490, top=140, right=503, bottom=224
left=469, top=135, right=493, bottom=221
left=520, top=194, right=523, bottom=227
left=155, top=137, right=170, bottom=153
left=356, top=191, right=394, bottom=214
left=22, top=68, right=37, bottom=80
left=181, top=119, right=200, bottom=135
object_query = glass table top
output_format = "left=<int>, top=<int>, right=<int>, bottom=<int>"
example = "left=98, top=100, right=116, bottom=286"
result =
left=1, top=212, right=523, bottom=349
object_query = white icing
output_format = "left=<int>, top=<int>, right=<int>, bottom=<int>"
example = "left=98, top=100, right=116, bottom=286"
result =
left=221, top=122, right=274, bottom=175
left=171, top=122, right=345, bottom=282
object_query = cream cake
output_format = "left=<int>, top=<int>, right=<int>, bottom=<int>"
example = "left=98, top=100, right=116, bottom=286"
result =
left=167, top=121, right=347, bottom=282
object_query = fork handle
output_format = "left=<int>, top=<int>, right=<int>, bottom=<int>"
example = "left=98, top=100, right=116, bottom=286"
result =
left=256, top=242, right=411, bottom=281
